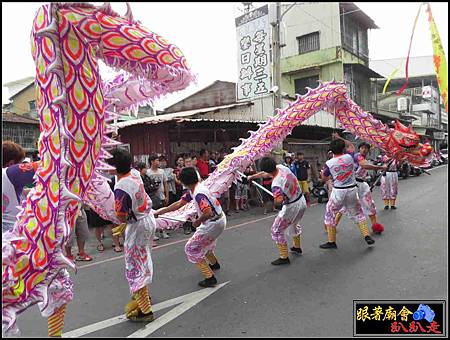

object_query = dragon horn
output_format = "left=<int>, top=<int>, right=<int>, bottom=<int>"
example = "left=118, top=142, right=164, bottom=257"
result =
left=99, top=2, right=111, bottom=12
left=125, top=3, right=134, bottom=21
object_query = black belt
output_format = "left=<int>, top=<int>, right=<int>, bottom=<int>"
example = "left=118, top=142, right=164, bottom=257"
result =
left=210, top=212, right=225, bottom=222
left=356, top=178, right=366, bottom=183
left=386, top=170, right=397, bottom=172
left=333, top=184, right=357, bottom=189
left=285, top=193, right=303, bottom=205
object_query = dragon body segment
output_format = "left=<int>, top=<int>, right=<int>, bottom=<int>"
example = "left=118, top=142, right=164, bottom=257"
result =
left=154, top=81, right=432, bottom=230
left=2, top=2, right=194, bottom=334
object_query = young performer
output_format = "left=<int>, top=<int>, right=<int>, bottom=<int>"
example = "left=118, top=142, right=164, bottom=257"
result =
left=380, top=153, right=400, bottom=210
left=332, top=134, right=386, bottom=234
left=154, top=167, right=226, bottom=287
left=320, top=139, right=376, bottom=249
left=248, top=157, right=306, bottom=265
left=109, top=148, right=155, bottom=323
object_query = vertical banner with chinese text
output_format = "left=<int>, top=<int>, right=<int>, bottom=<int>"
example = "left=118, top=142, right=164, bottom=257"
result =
left=235, top=5, right=272, bottom=101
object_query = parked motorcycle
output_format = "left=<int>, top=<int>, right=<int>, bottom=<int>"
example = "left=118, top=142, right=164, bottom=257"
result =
left=311, top=181, right=328, bottom=203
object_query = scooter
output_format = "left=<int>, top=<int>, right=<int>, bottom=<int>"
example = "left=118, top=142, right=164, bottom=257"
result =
left=311, top=181, right=328, bottom=203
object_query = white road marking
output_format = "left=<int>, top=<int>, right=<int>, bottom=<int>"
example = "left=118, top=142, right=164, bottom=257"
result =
left=128, top=282, right=229, bottom=338
left=62, top=282, right=229, bottom=338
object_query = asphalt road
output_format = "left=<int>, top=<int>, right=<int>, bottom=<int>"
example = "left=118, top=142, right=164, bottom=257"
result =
left=14, top=165, right=448, bottom=337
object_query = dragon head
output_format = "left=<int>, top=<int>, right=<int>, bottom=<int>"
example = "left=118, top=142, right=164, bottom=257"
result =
left=385, top=120, right=433, bottom=166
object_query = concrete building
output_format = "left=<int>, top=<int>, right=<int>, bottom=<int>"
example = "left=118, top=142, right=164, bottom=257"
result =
left=371, top=55, right=448, bottom=149
left=2, top=111, right=40, bottom=153
left=280, top=2, right=382, bottom=112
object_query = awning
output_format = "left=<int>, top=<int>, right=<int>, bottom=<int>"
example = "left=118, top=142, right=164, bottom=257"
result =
left=115, top=102, right=253, bottom=128
left=344, top=63, right=384, bottom=79
left=412, top=127, right=427, bottom=136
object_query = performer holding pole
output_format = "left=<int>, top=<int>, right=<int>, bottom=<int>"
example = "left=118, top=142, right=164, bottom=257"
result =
left=380, top=153, right=401, bottom=210
left=109, top=148, right=156, bottom=323
left=320, top=139, right=376, bottom=249
left=154, top=167, right=226, bottom=287
left=331, top=134, right=386, bottom=234
left=247, top=157, right=306, bottom=265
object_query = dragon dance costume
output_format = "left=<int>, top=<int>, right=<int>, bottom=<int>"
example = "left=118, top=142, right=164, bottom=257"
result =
left=270, top=165, right=307, bottom=264
left=335, top=152, right=385, bottom=234
left=114, top=168, right=155, bottom=322
left=321, top=154, right=374, bottom=248
left=182, top=182, right=226, bottom=286
left=380, top=156, right=399, bottom=209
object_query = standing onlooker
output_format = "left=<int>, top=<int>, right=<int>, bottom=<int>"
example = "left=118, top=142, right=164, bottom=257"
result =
left=174, top=156, right=185, bottom=201
left=184, top=155, right=193, bottom=168
left=294, top=152, right=311, bottom=207
left=159, top=155, right=177, bottom=204
left=283, top=154, right=297, bottom=177
left=65, top=205, right=93, bottom=261
left=197, top=149, right=210, bottom=180
left=146, top=155, right=168, bottom=209
left=235, top=164, right=255, bottom=211
left=86, top=205, right=122, bottom=253
left=2, top=140, right=25, bottom=168
left=147, top=155, right=170, bottom=239
left=136, top=162, right=159, bottom=244
left=209, top=151, right=219, bottom=173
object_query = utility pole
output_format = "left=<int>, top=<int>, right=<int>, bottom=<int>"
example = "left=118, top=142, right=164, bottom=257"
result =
left=272, top=2, right=282, bottom=110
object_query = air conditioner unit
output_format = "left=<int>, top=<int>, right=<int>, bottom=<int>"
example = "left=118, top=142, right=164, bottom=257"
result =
left=397, top=97, right=408, bottom=111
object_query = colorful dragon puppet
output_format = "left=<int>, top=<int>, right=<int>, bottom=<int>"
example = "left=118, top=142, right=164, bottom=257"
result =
left=152, top=81, right=433, bottom=230
left=77, top=80, right=433, bottom=231
left=2, top=2, right=194, bottom=335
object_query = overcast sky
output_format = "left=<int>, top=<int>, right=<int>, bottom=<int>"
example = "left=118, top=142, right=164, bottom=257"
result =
left=2, top=2, right=448, bottom=110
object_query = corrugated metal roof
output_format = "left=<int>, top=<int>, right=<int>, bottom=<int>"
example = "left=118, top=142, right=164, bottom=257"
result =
left=115, top=102, right=252, bottom=128
left=179, top=118, right=266, bottom=124
left=2, top=111, right=39, bottom=124
left=370, top=56, right=435, bottom=79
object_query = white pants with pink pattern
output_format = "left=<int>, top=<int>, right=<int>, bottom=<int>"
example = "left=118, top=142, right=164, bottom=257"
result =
left=339, top=182, right=377, bottom=217
left=185, top=215, right=226, bottom=264
left=124, top=214, right=155, bottom=294
left=271, top=196, right=306, bottom=245
left=325, top=187, right=365, bottom=227
left=380, top=172, right=398, bottom=200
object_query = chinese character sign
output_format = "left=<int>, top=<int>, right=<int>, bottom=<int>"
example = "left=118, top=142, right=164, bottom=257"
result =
left=235, top=5, right=271, bottom=101
left=354, top=301, right=445, bottom=337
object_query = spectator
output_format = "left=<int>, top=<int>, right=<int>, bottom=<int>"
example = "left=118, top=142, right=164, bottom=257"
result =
left=136, top=162, right=160, bottom=244
left=85, top=205, right=123, bottom=253
left=147, top=155, right=170, bottom=239
left=294, top=152, right=311, bottom=206
left=209, top=151, right=219, bottom=173
left=2, top=140, right=25, bottom=168
left=65, top=205, right=92, bottom=261
left=197, top=149, right=210, bottom=179
left=184, top=155, right=193, bottom=168
left=283, top=154, right=297, bottom=176
left=174, top=156, right=184, bottom=200
left=235, top=164, right=255, bottom=211
left=191, top=154, right=198, bottom=169
left=159, top=155, right=177, bottom=204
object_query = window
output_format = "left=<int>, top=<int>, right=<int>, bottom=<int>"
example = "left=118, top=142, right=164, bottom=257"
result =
left=294, top=76, right=320, bottom=96
left=29, top=100, right=36, bottom=111
left=297, top=32, right=320, bottom=55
